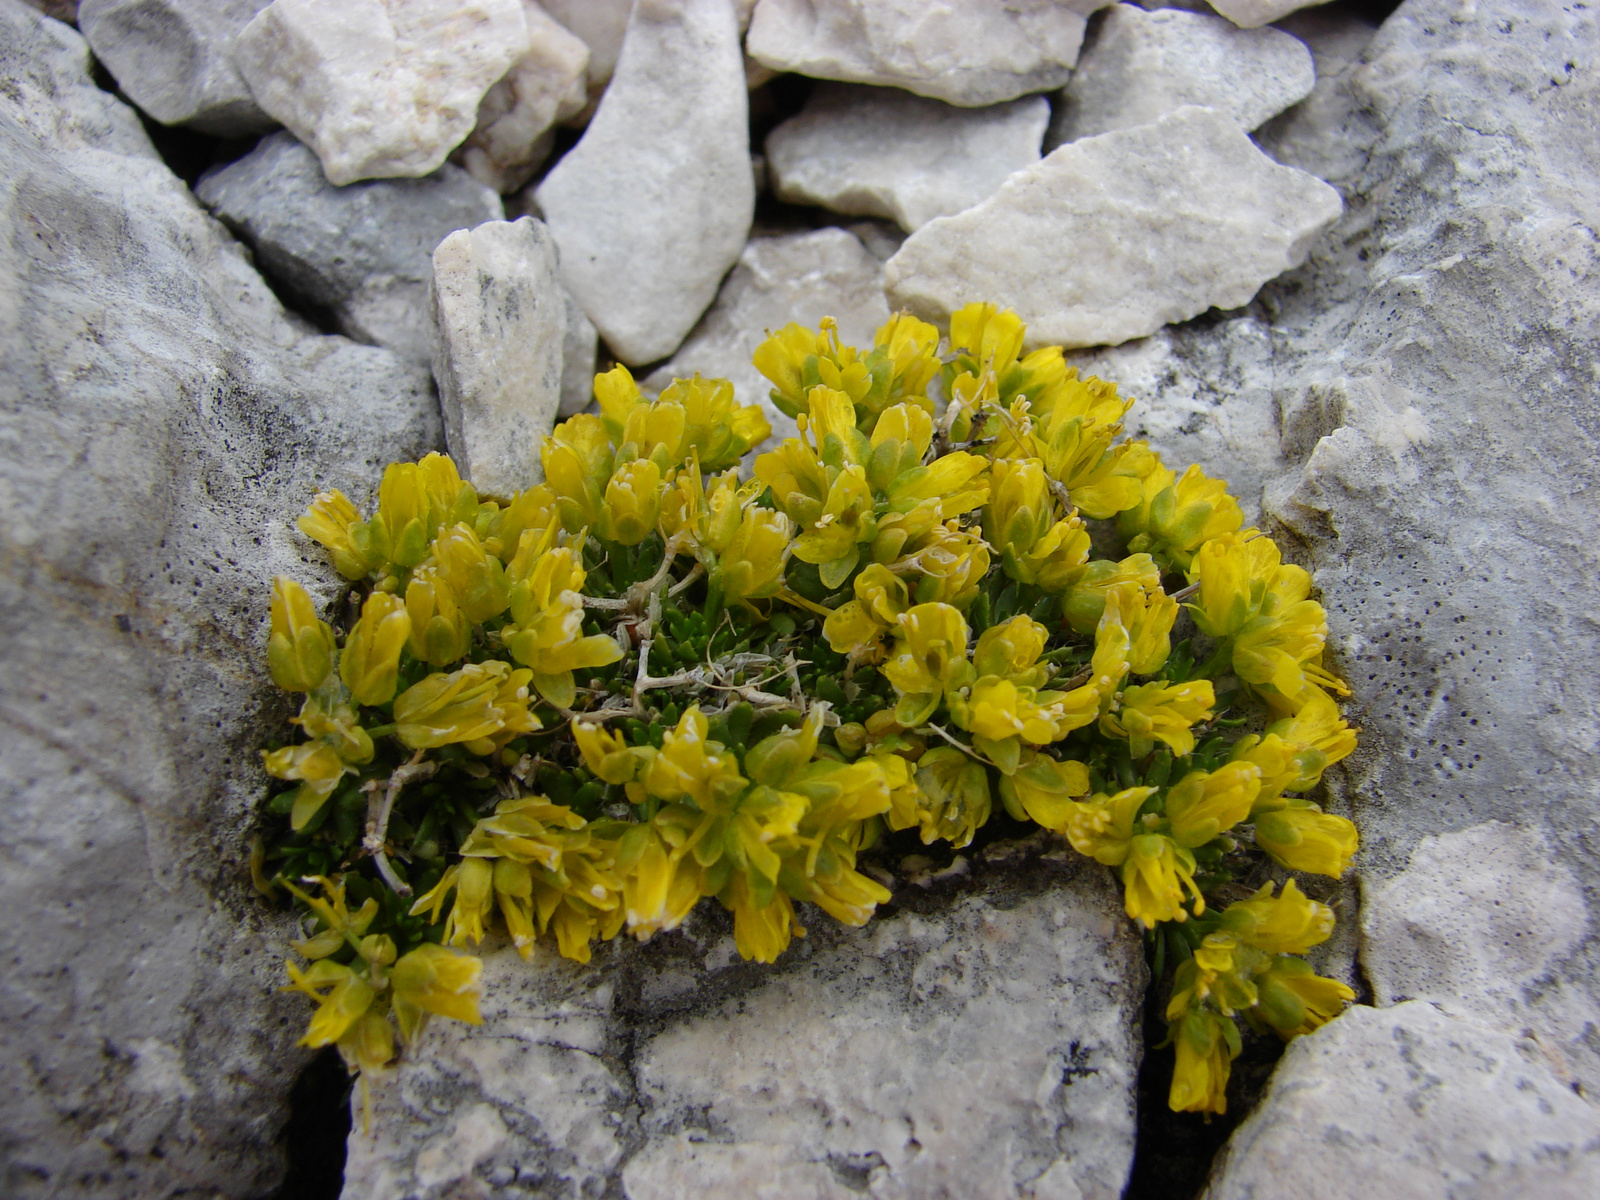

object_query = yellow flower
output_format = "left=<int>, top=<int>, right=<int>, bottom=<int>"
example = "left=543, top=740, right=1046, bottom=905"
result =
left=709, top=506, right=793, bottom=612
left=997, top=751, right=1092, bottom=831
left=1219, top=879, right=1335, bottom=956
left=484, top=483, right=558, bottom=561
left=296, top=692, right=375, bottom=765
left=268, top=576, right=336, bottom=693
left=956, top=676, right=1086, bottom=747
left=1254, top=804, right=1359, bottom=876
left=1100, top=679, right=1216, bottom=758
left=284, top=959, right=375, bottom=1048
left=339, top=590, right=411, bottom=706
left=503, top=542, right=624, bottom=707
left=642, top=705, right=747, bottom=809
left=1122, top=462, right=1243, bottom=571
left=615, top=819, right=707, bottom=940
left=906, top=745, right=991, bottom=847
left=430, top=522, right=511, bottom=622
left=1168, top=1007, right=1240, bottom=1115
left=490, top=858, right=538, bottom=959
left=1061, top=786, right=1156, bottom=866
left=541, top=413, right=613, bottom=534
left=864, top=403, right=934, bottom=491
left=390, top=943, right=483, bottom=1039
left=720, top=870, right=794, bottom=964
left=1121, top=833, right=1204, bottom=927
left=598, top=457, right=665, bottom=545
left=753, top=319, right=870, bottom=420
left=1186, top=531, right=1309, bottom=639
left=281, top=874, right=378, bottom=958
left=613, top=374, right=770, bottom=473
left=298, top=490, right=374, bottom=581
left=461, top=796, right=586, bottom=868
left=883, top=602, right=972, bottom=726
left=409, top=857, right=495, bottom=947
left=393, top=661, right=541, bottom=750
left=1252, top=956, right=1354, bottom=1038
left=262, top=741, right=347, bottom=831
left=1165, top=762, right=1261, bottom=848
left=1060, top=554, right=1161, bottom=636
left=1233, top=598, right=1331, bottom=698
left=1232, top=690, right=1357, bottom=808
left=404, top=566, right=472, bottom=668
left=894, top=519, right=992, bottom=608
left=1126, top=586, right=1179, bottom=675
left=371, top=453, right=478, bottom=570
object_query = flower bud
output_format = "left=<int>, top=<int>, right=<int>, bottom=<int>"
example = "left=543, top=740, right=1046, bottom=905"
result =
left=267, top=577, right=336, bottom=693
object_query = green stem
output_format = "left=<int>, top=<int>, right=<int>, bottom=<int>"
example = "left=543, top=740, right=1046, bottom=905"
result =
left=1192, top=640, right=1234, bottom=680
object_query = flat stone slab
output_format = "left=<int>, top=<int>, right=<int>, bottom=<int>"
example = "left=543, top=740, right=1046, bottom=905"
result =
left=767, top=83, right=1049, bottom=232
left=1047, top=4, right=1314, bottom=147
left=884, top=105, right=1342, bottom=349
left=1204, top=1002, right=1600, bottom=1200
left=747, top=0, right=1115, bottom=107
left=342, top=840, right=1145, bottom=1200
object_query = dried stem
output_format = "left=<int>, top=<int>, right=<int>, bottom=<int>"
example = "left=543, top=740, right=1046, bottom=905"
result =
left=362, top=749, right=436, bottom=897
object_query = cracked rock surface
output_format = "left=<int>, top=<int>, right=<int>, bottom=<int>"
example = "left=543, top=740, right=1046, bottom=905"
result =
left=0, top=2, right=441, bottom=1195
left=342, top=839, right=1145, bottom=1200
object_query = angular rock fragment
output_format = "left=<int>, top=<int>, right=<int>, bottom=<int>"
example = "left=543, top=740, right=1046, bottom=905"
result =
left=77, top=0, right=274, bottom=134
left=0, top=3, right=440, bottom=1193
left=885, top=106, right=1342, bottom=349
left=747, top=0, right=1116, bottom=107
left=341, top=841, right=1144, bottom=1200
left=431, top=218, right=566, bottom=496
left=454, top=0, right=589, bottom=194
left=767, top=83, right=1049, bottom=232
left=643, top=227, right=889, bottom=452
left=1208, top=0, right=1328, bottom=30
left=559, top=290, right=598, bottom=417
left=1252, top=7, right=1378, bottom=183
left=1046, top=4, right=1315, bottom=147
left=540, top=0, right=634, bottom=102
left=233, top=0, right=531, bottom=185
left=195, top=131, right=505, bottom=365
left=535, top=0, right=754, bottom=366
left=1204, top=1004, right=1600, bottom=1200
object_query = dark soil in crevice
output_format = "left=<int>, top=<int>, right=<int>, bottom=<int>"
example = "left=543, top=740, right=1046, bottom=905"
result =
left=273, top=1047, right=351, bottom=1200
left=1123, top=942, right=1287, bottom=1200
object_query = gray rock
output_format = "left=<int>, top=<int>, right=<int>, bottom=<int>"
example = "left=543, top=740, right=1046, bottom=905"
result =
left=540, top=0, right=633, bottom=101
left=536, top=0, right=754, bottom=366
left=1067, top=312, right=1283, bottom=525
left=233, top=0, right=531, bottom=185
left=1207, top=0, right=1330, bottom=30
left=455, top=0, right=589, bottom=194
left=558, top=289, right=598, bottom=417
left=1203, top=1003, right=1600, bottom=1200
left=20, top=0, right=78, bottom=21
left=766, top=83, right=1050, bottom=233
left=77, top=0, right=274, bottom=134
left=643, top=227, right=890, bottom=454
left=0, top=2, right=441, bottom=1195
left=885, top=106, right=1343, bottom=349
left=431, top=218, right=566, bottom=496
left=1252, top=7, right=1379, bottom=184
left=341, top=840, right=1145, bottom=1200
left=196, top=131, right=505, bottom=365
left=746, top=0, right=1116, bottom=107
left=1045, top=4, right=1315, bottom=148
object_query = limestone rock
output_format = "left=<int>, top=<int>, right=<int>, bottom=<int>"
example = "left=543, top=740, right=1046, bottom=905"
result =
left=1203, top=1003, right=1600, bottom=1200
left=885, top=106, right=1342, bottom=349
left=1045, top=4, right=1315, bottom=147
left=535, top=0, right=754, bottom=366
left=643, top=228, right=889, bottom=453
left=1252, top=7, right=1378, bottom=184
left=1207, top=0, right=1329, bottom=30
left=747, top=0, right=1116, bottom=107
left=21, top=0, right=77, bottom=20
left=342, top=839, right=1144, bottom=1200
left=233, top=0, right=531, bottom=185
left=431, top=218, right=566, bottom=497
left=455, top=0, right=589, bottom=194
left=558, top=290, right=598, bottom=417
left=766, top=84, right=1049, bottom=233
left=540, top=0, right=633, bottom=99
left=195, top=131, right=505, bottom=365
left=0, top=3, right=440, bottom=1194
left=77, top=0, right=274, bottom=134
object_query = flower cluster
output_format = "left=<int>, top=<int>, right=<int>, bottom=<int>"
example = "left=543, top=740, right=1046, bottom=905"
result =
left=258, top=303, right=1359, bottom=1116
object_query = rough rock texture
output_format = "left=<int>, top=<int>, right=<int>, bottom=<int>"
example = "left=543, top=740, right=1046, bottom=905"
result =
left=540, top=0, right=633, bottom=100
left=455, top=0, right=589, bottom=195
left=643, top=228, right=889, bottom=453
left=1253, top=7, right=1377, bottom=184
left=234, top=0, right=531, bottom=186
left=1046, top=4, right=1315, bottom=147
left=0, top=3, right=441, bottom=1195
left=1203, top=1003, right=1600, bottom=1200
left=342, top=839, right=1144, bottom=1200
left=77, top=0, right=274, bottom=134
left=766, top=84, right=1049, bottom=233
left=536, top=0, right=754, bottom=366
left=431, top=218, right=566, bottom=497
left=1067, top=313, right=1283, bottom=526
left=885, top=105, right=1343, bottom=349
left=21, top=0, right=78, bottom=21
left=747, top=0, right=1115, bottom=107
left=558, top=290, right=598, bottom=417
left=1208, top=0, right=1327, bottom=30
left=196, top=131, right=505, bottom=366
